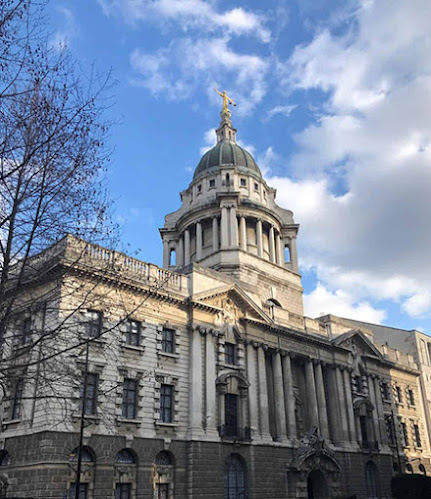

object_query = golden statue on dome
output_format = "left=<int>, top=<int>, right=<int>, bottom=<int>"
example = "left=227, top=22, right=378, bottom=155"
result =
left=214, top=87, right=236, bottom=121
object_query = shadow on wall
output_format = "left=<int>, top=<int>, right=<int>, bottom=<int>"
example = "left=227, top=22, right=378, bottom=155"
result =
left=391, top=473, right=431, bottom=499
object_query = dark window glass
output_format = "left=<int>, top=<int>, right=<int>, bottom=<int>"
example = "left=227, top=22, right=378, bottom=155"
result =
left=115, top=483, right=131, bottom=499
left=240, top=178, right=246, bottom=187
left=385, top=415, right=395, bottom=445
left=122, top=379, right=137, bottom=419
left=70, top=446, right=94, bottom=463
left=360, top=415, right=368, bottom=445
left=125, top=320, right=141, bottom=346
left=406, top=464, right=413, bottom=474
left=365, top=461, right=379, bottom=499
left=254, top=182, right=258, bottom=191
left=155, top=451, right=172, bottom=466
left=396, top=386, right=403, bottom=403
left=85, top=310, right=102, bottom=338
left=21, top=318, right=32, bottom=344
left=382, top=382, right=390, bottom=400
left=419, top=464, right=426, bottom=475
left=197, top=184, right=202, bottom=192
left=408, top=389, right=415, bottom=406
left=157, top=483, right=169, bottom=499
left=160, top=384, right=173, bottom=423
left=209, top=179, right=215, bottom=188
left=0, top=451, right=10, bottom=466
left=401, top=422, right=409, bottom=446
left=81, top=373, right=98, bottom=416
left=116, top=449, right=135, bottom=464
left=225, top=393, right=238, bottom=436
left=355, top=376, right=364, bottom=393
left=11, top=378, right=24, bottom=420
left=162, top=328, right=175, bottom=354
left=414, top=424, right=422, bottom=447
left=225, top=342, right=236, bottom=365
left=224, top=455, right=246, bottom=499
left=69, top=483, right=88, bottom=499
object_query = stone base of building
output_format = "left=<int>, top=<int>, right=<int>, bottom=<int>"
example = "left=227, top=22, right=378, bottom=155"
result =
left=1, top=431, right=430, bottom=498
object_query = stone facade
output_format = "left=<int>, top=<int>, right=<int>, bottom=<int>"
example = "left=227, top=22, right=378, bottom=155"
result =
left=0, top=111, right=430, bottom=498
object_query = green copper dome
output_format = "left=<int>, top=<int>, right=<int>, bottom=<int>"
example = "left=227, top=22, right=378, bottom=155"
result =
left=193, top=139, right=262, bottom=180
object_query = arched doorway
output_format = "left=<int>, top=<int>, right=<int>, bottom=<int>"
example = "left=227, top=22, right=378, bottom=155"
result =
left=224, top=454, right=246, bottom=499
left=307, top=470, right=327, bottom=499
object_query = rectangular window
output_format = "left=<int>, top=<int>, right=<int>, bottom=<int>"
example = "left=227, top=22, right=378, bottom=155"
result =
left=162, top=328, right=175, bottom=354
left=11, top=378, right=24, bottom=420
left=209, top=179, right=215, bottom=188
left=160, top=384, right=173, bottom=423
left=197, top=184, right=202, bottom=193
left=225, top=393, right=238, bottom=436
left=385, top=415, right=395, bottom=445
left=85, top=310, right=102, bottom=338
left=240, top=178, right=246, bottom=187
left=359, top=415, right=368, bottom=445
left=382, top=382, right=390, bottom=401
left=408, top=389, right=415, bottom=406
left=396, top=386, right=403, bottom=404
left=122, top=379, right=137, bottom=419
left=69, top=483, right=88, bottom=499
left=414, top=424, right=422, bottom=447
left=355, top=376, right=363, bottom=393
left=157, top=484, right=169, bottom=499
left=401, top=422, right=409, bottom=446
left=225, top=342, right=237, bottom=365
left=115, top=483, right=131, bottom=499
left=125, top=320, right=141, bottom=346
left=254, top=182, right=259, bottom=191
left=21, top=317, right=32, bottom=345
left=82, top=373, right=98, bottom=416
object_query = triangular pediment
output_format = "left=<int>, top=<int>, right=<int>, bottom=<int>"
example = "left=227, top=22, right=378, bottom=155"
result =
left=333, top=329, right=382, bottom=358
left=191, top=284, right=272, bottom=324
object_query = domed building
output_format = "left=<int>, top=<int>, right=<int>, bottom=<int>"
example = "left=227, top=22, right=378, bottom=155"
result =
left=0, top=101, right=430, bottom=499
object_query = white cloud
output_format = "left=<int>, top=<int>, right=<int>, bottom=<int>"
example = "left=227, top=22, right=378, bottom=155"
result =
left=130, top=37, right=268, bottom=114
left=304, top=283, right=386, bottom=324
left=200, top=128, right=217, bottom=155
left=98, top=0, right=270, bottom=42
left=49, top=6, right=77, bottom=51
left=267, top=104, right=297, bottom=119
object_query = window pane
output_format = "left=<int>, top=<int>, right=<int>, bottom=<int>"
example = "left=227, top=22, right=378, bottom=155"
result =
left=162, top=328, right=174, bottom=353
left=122, top=379, right=137, bottom=419
left=12, top=378, right=24, bottom=420
left=160, top=384, right=173, bottom=423
left=126, top=320, right=140, bottom=346
left=22, top=318, right=32, bottom=344
left=82, top=373, right=98, bottom=416
left=69, top=483, right=88, bottom=499
left=115, top=483, right=131, bottom=499
left=85, top=310, right=102, bottom=338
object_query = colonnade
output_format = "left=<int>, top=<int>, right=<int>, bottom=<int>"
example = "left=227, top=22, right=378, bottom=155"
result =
left=163, top=212, right=298, bottom=270
left=189, top=327, right=384, bottom=448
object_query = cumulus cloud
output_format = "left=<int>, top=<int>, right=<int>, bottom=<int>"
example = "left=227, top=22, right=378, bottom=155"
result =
left=49, top=6, right=77, bottom=50
left=98, top=0, right=270, bottom=42
left=272, top=0, right=431, bottom=321
left=130, top=37, right=268, bottom=114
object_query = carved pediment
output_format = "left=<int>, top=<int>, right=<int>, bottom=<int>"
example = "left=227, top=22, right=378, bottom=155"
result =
left=333, top=329, right=382, bottom=359
left=191, top=284, right=272, bottom=325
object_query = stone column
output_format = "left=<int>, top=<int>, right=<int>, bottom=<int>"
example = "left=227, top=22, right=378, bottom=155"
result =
left=326, top=367, right=341, bottom=443
left=276, top=233, right=282, bottom=265
left=314, top=362, right=329, bottom=439
left=205, top=333, right=217, bottom=436
left=256, top=220, right=263, bottom=257
left=335, top=366, right=349, bottom=442
left=212, top=217, right=219, bottom=253
left=221, top=207, right=229, bottom=249
left=163, top=240, right=170, bottom=268
left=269, top=226, right=276, bottom=263
left=257, top=345, right=270, bottom=438
left=290, top=236, right=299, bottom=272
left=184, top=229, right=191, bottom=265
left=305, top=359, right=319, bottom=429
left=196, top=222, right=202, bottom=261
left=373, top=377, right=388, bottom=445
left=344, top=369, right=356, bottom=442
left=247, top=342, right=259, bottom=436
left=272, top=351, right=287, bottom=441
left=282, top=353, right=296, bottom=439
left=177, top=236, right=184, bottom=267
left=240, top=216, right=247, bottom=251
left=189, top=327, right=203, bottom=435
left=368, top=375, right=381, bottom=444
left=230, top=206, right=238, bottom=247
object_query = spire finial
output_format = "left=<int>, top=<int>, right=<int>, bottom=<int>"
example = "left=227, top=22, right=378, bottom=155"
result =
left=214, top=87, right=236, bottom=122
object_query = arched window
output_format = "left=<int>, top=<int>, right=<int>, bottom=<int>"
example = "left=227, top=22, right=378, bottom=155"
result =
left=284, top=244, right=291, bottom=263
left=405, top=463, right=413, bottom=474
left=224, top=454, right=246, bottom=499
left=154, top=452, right=174, bottom=499
left=419, top=464, right=426, bottom=475
left=116, top=449, right=136, bottom=465
left=0, top=451, right=9, bottom=467
left=169, top=249, right=176, bottom=266
left=365, top=461, right=379, bottom=499
left=70, top=446, right=95, bottom=463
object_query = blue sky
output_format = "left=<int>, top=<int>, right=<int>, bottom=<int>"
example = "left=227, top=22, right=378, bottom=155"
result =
left=48, top=0, right=431, bottom=334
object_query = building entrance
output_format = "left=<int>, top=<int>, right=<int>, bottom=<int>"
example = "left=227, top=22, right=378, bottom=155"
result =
left=307, top=470, right=327, bottom=499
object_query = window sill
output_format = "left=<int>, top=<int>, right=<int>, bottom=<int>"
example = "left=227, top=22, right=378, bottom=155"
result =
left=155, top=422, right=178, bottom=428
left=71, top=413, right=100, bottom=424
left=121, top=344, right=145, bottom=354
left=117, top=417, right=141, bottom=426
left=2, top=418, right=21, bottom=427
left=157, top=351, right=179, bottom=361
left=220, top=362, right=242, bottom=370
